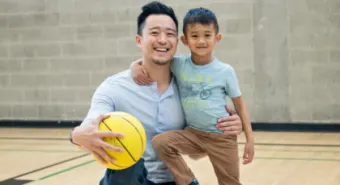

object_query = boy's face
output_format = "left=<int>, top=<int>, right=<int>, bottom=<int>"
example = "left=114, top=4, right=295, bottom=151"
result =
left=181, top=23, right=221, bottom=58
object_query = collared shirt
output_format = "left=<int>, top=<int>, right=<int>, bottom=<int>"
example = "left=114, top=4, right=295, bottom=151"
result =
left=170, top=55, right=241, bottom=133
left=82, top=69, right=185, bottom=183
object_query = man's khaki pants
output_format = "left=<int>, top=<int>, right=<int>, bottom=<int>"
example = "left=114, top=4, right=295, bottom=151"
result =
left=152, top=126, right=241, bottom=185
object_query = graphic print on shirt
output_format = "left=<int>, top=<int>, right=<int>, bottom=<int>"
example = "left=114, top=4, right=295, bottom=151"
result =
left=178, top=72, right=212, bottom=110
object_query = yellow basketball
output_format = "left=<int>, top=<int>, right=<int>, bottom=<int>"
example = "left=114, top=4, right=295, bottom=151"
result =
left=95, top=112, right=147, bottom=170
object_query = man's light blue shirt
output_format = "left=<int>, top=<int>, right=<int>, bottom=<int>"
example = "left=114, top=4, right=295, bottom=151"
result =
left=170, top=55, right=242, bottom=133
left=82, top=70, right=185, bottom=183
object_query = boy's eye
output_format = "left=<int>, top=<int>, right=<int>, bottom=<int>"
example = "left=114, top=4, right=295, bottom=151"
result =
left=151, top=31, right=159, bottom=35
left=205, top=34, right=211, bottom=37
left=191, top=35, right=198, bottom=38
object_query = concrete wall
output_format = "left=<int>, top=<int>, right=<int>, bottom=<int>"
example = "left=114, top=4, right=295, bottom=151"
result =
left=0, top=0, right=339, bottom=123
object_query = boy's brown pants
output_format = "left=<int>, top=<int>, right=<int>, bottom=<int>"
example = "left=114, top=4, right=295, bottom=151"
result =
left=152, top=126, right=241, bottom=185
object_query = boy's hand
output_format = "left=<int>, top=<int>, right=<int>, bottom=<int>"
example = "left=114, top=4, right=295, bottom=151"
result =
left=243, top=141, right=254, bottom=164
left=131, top=61, right=153, bottom=85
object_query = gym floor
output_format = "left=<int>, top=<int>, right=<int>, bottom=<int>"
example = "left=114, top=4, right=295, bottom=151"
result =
left=0, top=128, right=339, bottom=185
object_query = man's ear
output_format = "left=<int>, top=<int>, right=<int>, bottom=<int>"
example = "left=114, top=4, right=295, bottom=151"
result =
left=180, top=35, right=188, bottom=45
left=136, top=34, right=142, bottom=48
left=215, top=33, right=222, bottom=42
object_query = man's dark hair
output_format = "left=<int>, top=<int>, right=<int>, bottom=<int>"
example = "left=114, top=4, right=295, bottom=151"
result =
left=137, top=1, right=178, bottom=35
left=182, top=7, right=219, bottom=35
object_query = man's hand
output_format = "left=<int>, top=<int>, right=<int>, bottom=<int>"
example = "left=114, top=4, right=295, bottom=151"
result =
left=216, top=106, right=243, bottom=135
left=71, top=114, right=124, bottom=164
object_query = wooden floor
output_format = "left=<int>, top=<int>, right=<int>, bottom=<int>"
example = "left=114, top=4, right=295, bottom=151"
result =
left=0, top=128, right=339, bottom=185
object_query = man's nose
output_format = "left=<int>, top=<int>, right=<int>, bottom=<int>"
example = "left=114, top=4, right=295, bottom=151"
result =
left=157, top=33, right=167, bottom=44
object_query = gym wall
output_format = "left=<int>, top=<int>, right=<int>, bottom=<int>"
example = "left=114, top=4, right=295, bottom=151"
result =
left=0, top=0, right=339, bottom=129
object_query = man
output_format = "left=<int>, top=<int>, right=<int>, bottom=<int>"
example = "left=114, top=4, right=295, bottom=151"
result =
left=70, top=1, right=243, bottom=185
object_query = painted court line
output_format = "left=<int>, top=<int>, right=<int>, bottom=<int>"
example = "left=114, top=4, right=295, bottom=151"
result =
left=0, top=142, right=72, bottom=146
left=1, top=147, right=340, bottom=153
left=0, top=137, right=68, bottom=140
left=2, top=153, right=90, bottom=181
left=39, top=160, right=96, bottom=180
left=0, top=149, right=84, bottom=153
left=37, top=156, right=340, bottom=181
left=2, top=136, right=340, bottom=148
left=238, top=142, right=340, bottom=147
left=1, top=136, right=340, bottom=148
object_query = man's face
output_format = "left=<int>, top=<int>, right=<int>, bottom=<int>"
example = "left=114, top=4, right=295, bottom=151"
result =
left=136, top=15, right=178, bottom=66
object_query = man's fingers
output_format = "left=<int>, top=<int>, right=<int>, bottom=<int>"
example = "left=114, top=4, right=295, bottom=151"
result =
left=91, top=137, right=124, bottom=153
left=225, top=106, right=234, bottom=115
left=217, top=115, right=238, bottom=123
left=223, top=130, right=241, bottom=135
left=216, top=121, right=238, bottom=129
left=97, top=139, right=124, bottom=153
left=93, top=131, right=124, bottom=138
left=95, top=113, right=111, bottom=125
left=93, top=146, right=116, bottom=163
left=221, top=125, right=239, bottom=131
left=92, top=150, right=107, bottom=164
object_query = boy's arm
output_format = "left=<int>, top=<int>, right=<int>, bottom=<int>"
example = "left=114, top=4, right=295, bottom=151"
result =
left=232, top=97, right=253, bottom=142
left=130, top=55, right=185, bottom=85
left=225, top=65, right=253, bottom=142
left=130, top=59, right=153, bottom=85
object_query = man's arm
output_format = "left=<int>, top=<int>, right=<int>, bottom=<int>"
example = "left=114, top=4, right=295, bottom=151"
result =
left=70, top=79, right=124, bottom=164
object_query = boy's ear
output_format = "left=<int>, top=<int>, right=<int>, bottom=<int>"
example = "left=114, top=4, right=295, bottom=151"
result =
left=180, top=35, right=188, bottom=45
left=136, top=34, right=142, bottom=48
left=216, top=33, right=222, bottom=42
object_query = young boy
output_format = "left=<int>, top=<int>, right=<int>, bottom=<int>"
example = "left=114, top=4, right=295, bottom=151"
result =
left=131, top=7, right=254, bottom=185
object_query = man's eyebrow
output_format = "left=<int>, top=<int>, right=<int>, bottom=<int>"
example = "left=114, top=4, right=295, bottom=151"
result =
left=149, top=26, right=176, bottom=32
left=166, top=28, right=177, bottom=32
left=149, top=26, right=160, bottom=30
